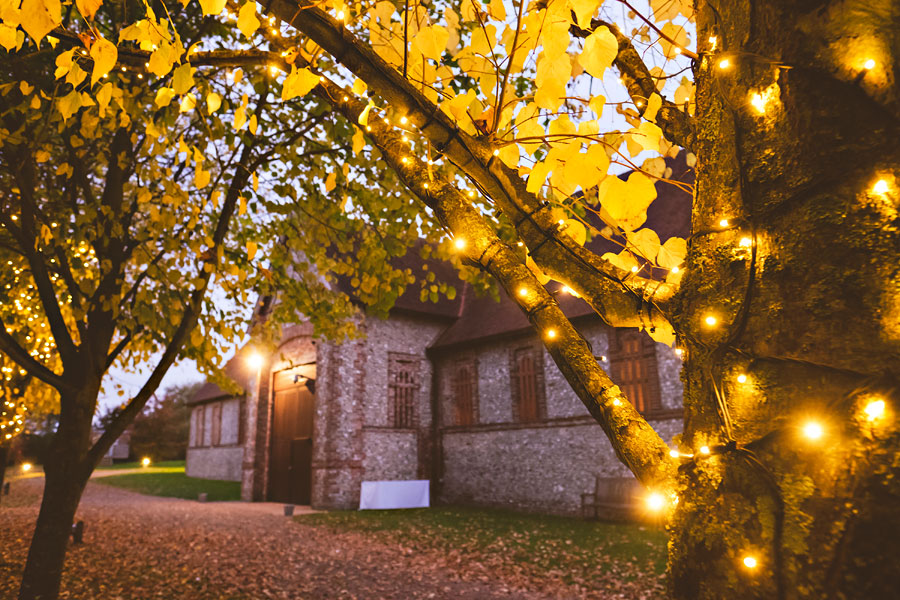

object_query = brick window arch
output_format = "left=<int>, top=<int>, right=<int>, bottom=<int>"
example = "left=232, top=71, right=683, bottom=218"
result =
left=510, top=345, right=546, bottom=422
left=389, top=353, right=420, bottom=429
left=609, top=329, right=662, bottom=415
left=452, top=359, right=478, bottom=426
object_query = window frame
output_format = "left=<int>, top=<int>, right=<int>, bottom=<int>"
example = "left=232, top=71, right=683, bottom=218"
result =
left=450, top=357, right=478, bottom=426
left=388, top=352, right=421, bottom=429
left=608, top=328, right=663, bottom=416
left=509, top=343, right=546, bottom=423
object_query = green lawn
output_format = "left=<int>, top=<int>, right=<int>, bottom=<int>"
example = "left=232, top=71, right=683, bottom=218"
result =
left=296, top=506, right=667, bottom=585
left=94, top=463, right=241, bottom=501
left=95, top=459, right=186, bottom=470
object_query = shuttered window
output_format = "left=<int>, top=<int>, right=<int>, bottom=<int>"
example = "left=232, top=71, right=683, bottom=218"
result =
left=389, top=355, right=419, bottom=429
left=452, top=360, right=477, bottom=426
left=511, top=346, right=544, bottom=422
left=609, top=329, right=662, bottom=414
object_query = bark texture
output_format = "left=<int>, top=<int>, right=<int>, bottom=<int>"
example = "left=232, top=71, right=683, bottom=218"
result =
left=667, top=1, right=900, bottom=598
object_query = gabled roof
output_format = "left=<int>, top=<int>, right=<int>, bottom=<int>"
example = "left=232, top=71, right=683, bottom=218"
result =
left=188, top=353, right=247, bottom=405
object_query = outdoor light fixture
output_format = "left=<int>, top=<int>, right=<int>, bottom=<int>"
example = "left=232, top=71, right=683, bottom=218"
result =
left=247, top=351, right=265, bottom=370
left=141, top=457, right=151, bottom=467
left=21, top=462, right=32, bottom=472
left=645, top=492, right=666, bottom=512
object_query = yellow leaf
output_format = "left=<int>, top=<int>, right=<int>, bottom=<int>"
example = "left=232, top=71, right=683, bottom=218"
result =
left=252, top=171, right=258, bottom=191
left=498, top=144, right=519, bottom=169
left=629, top=121, right=662, bottom=153
left=239, top=196, right=247, bottom=215
left=0, top=24, right=19, bottom=52
left=35, top=149, right=50, bottom=162
left=659, top=23, right=689, bottom=59
left=488, top=0, right=505, bottom=20
left=352, top=78, right=367, bottom=96
left=20, top=0, right=61, bottom=45
left=248, top=113, right=257, bottom=134
left=650, top=0, right=680, bottom=21
left=172, top=62, right=194, bottom=95
left=74, top=0, right=101, bottom=20
left=569, top=0, right=600, bottom=28
left=325, top=172, right=337, bottom=192
left=526, top=160, right=552, bottom=194
left=148, top=42, right=177, bottom=78
left=352, top=127, right=365, bottom=154
left=578, top=26, right=618, bottom=78
left=281, top=66, right=319, bottom=101
left=564, top=219, right=586, bottom=245
left=358, top=102, right=373, bottom=126
left=194, top=163, right=210, bottom=189
left=200, top=0, right=228, bottom=15
left=602, top=249, right=638, bottom=273
left=54, top=48, right=75, bottom=79
left=237, top=1, right=260, bottom=39
left=179, top=93, right=196, bottom=112
left=526, top=255, right=551, bottom=285
left=247, top=241, right=258, bottom=261
left=198, top=0, right=226, bottom=16
left=155, top=87, right=175, bottom=107
left=413, top=25, right=449, bottom=62
left=96, top=81, right=113, bottom=114
left=206, top=92, right=221, bottom=113
left=656, top=236, right=686, bottom=269
left=56, top=89, right=86, bottom=121
left=646, top=324, right=676, bottom=346
left=598, top=171, right=657, bottom=232
left=644, top=92, right=662, bottom=123
left=626, top=228, right=661, bottom=260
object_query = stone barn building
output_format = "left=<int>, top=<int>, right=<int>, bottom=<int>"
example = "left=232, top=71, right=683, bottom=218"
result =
left=187, top=157, right=693, bottom=515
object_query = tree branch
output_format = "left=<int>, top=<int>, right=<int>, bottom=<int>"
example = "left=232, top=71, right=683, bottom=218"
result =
left=0, top=316, right=69, bottom=391
left=310, top=73, right=676, bottom=486
left=265, top=2, right=674, bottom=332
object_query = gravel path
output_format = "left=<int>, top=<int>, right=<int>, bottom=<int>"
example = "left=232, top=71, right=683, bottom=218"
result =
left=0, top=477, right=559, bottom=599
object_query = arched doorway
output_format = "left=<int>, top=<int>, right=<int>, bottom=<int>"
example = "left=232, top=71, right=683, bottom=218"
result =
left=267, top=364, right=316, bottom=504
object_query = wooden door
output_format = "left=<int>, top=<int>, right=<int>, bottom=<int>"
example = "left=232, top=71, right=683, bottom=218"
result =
left=268, top=367, right=315, bottom=504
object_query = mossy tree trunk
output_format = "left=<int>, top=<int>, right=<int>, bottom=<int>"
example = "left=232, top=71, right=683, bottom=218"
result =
left=666, top=1, right=900, bottom=597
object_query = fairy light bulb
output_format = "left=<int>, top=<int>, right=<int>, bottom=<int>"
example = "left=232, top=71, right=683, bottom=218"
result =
left=612, top=399, right=622, bottom=406
left=743, top=556, right=758, bottom=569
left=864, top=399, right=885, bottom=421
left=802, top=421, right=824, bottom=440
left=492, top=149, right=500, bottom=156
left=518, top=287, right=528, bottom=297
left=545, top=328, right=557, bottom=339
left=453, top=238, right=466, bottom=250
left=399, top=116, right=408, bottom=125
left=739, top=237, right=752, bottom=247
left=873, top=179, right=889, bottom=194
left=699, top=445, right=711, bottom=455
left=671, top=266, right=680, bottom=273
left=863, top=58, right=876, bottom=70
left=737, top=374, right=748, bottom=384
left=669, top=449, right=680, bottom=458
left=718, top=58, right=730, bottom=69
left=719, top=218, right=730, bottom=228
left=335, top=10, right=344, bottom=20
left=21, top=462, right=31, bottom=472
left=704, top=315, right=718, bottom=327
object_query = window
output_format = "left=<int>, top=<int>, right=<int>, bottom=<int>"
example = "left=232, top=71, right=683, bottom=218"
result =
left=389, top=354, right=420, bottom=428
left=190, top=399, right=241, bottom=447
left=210, top=402, right=222, bottom=446
left=190, top=407, right=204, bottom=447
left=510, top=345, right=545, bottom=422
left=452, top=360, right=477, bottom=426
left=609, top=329, right=662, bottom=414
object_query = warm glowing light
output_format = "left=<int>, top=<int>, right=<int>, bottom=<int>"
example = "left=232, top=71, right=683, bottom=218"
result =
left=545, top=328, right=557, bottom=339
left=453, top=238, right=466, bottom=250
left=671, top=266, right=680, bottom=273
left=518, top=287, right=528, bottom=297
left=612, top=399, right=622, bottom=406
left=864, top=399, right=885, bottom=421
left=743, top=556, right=758, bottom=569
left=669, top=449, right=680, bottom=458
left=739, top=237, right=752, bottom=247
left=704, top=315, right=718, bottom=326
left=645, top=492, right=666, bottom=512
left=708, top=36, right=717, bottom=49
left=141, top=457, right=151, bottom=467
left=561, top=285, right=580, bottom=297
left=516, top=240, right=524, bottom=247
left=674, top=348, right=684, bottom=358
left=492, top=149, right=500, bottom=156
left=630, top=266, right=639, bottom=273
left=335, top=10, right=344, bottom=20
left=864, top=58, right=876, bottom=70
left=718, top=58, right=730, bottom=69
left=802, top=421, right=824, bottom=440
left=21, top=462, right=32, bottom=472
left=247, top=352, right=265, bottom=370
left=401, top=157, right=410, bottom=164
left=699, top=445, right=711, bottom=455
left=719, top=218, right=730, bottom=228
left=750, top=92, right=766, bottom=114
left=873, top=179, right=889, bottom=194
left=737, top=374, right=748, bottom=384
left=399, top=116, right=408, bottom=125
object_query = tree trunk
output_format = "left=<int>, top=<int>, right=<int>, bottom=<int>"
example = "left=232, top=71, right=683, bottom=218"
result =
left=18, top=388, right=95, bottom=600
left=667, top=1, right=900, bottom=598
left=0, top=442, right=9, bottom=503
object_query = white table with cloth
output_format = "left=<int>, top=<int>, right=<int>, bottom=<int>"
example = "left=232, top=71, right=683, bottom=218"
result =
left=358, top=480, right=430, bottom=510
